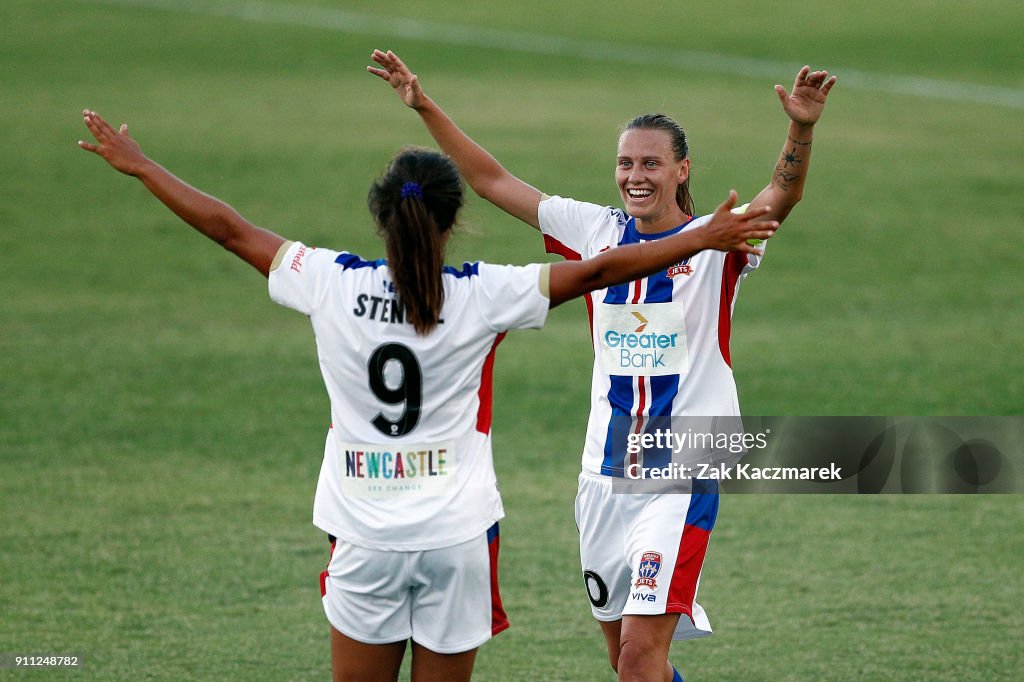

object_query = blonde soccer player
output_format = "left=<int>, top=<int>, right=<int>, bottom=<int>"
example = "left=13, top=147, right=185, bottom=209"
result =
left=370, top=50, right=835, bottom=682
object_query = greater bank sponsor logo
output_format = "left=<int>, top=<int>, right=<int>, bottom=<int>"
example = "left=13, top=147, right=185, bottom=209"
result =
left=597, top=303, right=688, bottom=376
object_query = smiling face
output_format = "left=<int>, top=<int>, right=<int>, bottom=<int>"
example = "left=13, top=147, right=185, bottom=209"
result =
left=616, top=128, right=690, bottom=232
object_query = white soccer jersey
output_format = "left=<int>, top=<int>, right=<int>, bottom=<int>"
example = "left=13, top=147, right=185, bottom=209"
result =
left=539, top=196, right=763, bottom=477
left=269, top=241, right=549, bottom=551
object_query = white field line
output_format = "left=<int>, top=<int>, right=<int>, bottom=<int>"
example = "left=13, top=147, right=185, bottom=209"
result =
left=78, top=0, right=1024, bottom=110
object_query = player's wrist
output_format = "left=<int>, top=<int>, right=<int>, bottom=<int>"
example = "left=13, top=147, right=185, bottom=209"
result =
left=788, top=121, right=815, bottom=142
left=686, top=224, right=714, bottom=250
left=412, top=94, right=435, bottom=114
left=131, top=157, right=158, bottom=179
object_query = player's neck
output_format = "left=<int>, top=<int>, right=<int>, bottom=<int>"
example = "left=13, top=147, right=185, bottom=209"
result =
left=634, top=208, right=691, bottom=235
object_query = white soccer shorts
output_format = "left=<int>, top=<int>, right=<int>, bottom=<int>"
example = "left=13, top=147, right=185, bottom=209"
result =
left=320, top=523, right=508, bottom=654
left=575, top=471, right=718, bottom=640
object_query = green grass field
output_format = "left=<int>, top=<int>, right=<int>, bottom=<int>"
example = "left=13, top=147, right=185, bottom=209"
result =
left=2, top=0, right=1022, bottom=679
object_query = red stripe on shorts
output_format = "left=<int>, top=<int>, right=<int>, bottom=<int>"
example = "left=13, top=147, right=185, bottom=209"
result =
left=665, top=524, right=711, bottom=622
left=489, top=532, right=510, bottom=636
left=319, top=539, right=336, bottom=598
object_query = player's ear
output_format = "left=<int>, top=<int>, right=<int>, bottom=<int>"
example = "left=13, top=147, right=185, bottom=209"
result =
left=677, top=157, right=690, bottom=184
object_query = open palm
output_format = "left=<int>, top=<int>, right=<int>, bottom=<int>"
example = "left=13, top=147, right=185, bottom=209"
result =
left=367, top=49, right=424, bottom=109
left=776, top=66, right=837, bottom=126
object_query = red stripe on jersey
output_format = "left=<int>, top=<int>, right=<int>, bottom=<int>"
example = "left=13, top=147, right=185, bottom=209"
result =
left=635, top=376, right=648, bottom=429
left=489, top=530, right=511, bottom=636
left=630, top=279, right=646, bottom=466
left=665, top=523, right=711, bottom=622
left=631, top=375, right=647, bottom=468
left=543, top=234, right=581, bottom=261
left=717, top=252, right=747, bottom=368
left=583, top=292, right=594, bottom=339
left=544, top=234, right=595, bottom=336
left=475, top=333, right=507, bottom=435
left=631, top=278, right=643, bottom=305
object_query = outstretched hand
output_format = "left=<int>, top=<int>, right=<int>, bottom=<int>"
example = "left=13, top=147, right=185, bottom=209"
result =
left=78, top=110, right=148, bottom=176
left=367, top=49, right=425, bottom=109
left=775, top=66, right=837, bottom=127
left=703, top=191, right=778, bottom=255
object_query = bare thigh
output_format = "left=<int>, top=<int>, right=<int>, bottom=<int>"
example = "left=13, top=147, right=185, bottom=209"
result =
left=330, top=626, right=406, bottom=682
left=410, top=641, right=478, bottom=682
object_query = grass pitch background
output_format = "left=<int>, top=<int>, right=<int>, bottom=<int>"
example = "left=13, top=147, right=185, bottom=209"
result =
left=2, top=0, right=1022, bottom=679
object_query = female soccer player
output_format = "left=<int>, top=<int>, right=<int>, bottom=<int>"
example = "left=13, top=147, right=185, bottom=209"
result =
left=369, top=49, right=835, bottom=681
left=78, top=109, right=775, bottom=682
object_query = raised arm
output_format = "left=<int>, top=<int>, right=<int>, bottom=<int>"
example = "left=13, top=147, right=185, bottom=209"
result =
left=747, top=66, right=837, bottom=225
left=368, top=49, right=544, bottom=230
left=78, top=110, right=285, bottom=277
left=547, top=191, right=777, bottom=307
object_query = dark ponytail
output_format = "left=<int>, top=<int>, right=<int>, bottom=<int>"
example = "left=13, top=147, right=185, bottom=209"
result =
left=368, top=147, right=464, bottom=335
left=622, top=113, right=695, bottom=216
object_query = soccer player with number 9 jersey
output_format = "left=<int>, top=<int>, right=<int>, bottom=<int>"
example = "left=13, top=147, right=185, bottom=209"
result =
left=80, top=105, right=776, bottom=681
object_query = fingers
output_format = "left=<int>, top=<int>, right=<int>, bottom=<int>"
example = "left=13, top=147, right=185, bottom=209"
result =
left=82, top=109, right=105, bottom=142
left=82, top=109, right=119, bottom=143
left=774, top=83, right=788, bottom=103
left=716, top=189, right=738, bottom=213
left=794, top=65, right=810, bottom=88
left=386, top=50, right=417, bottom=81
left=386, top=50, right=404, bottom=69
left=370, top=49, right=399, bottom=76
left=732, top=200, right=773, bottom=223
left=369, top=49, right=416, bottom=84
left=90, top=110, right=118, bottom=138
left=80, top=110, right=132, bottom=155
left=805, top=70, right=829, bottom=88
left=745, top=220, right=779, bottom=234
left=738, top=222, right=778, bottom=254
left=795, top=68, right=837, bottom=94
left=371, top=49, right=394, bottom=71
left=370, top=49, right=406, bottom=71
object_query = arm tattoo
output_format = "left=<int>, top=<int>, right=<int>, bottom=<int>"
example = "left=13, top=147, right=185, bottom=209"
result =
left=781, top=147, right=803, bottom=168
left=773, top=165, right=801, bottom=191
left=787, top=135, right=812, bottom=146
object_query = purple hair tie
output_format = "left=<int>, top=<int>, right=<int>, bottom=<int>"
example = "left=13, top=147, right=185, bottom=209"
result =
left=400, top=181, right=424, bottom=200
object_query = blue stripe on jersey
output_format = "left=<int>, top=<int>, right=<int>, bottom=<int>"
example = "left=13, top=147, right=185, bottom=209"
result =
left=334, top=253, right=385, bottom=270
left=599, top=216, right=698, bottom=477
left=637, top=214, right=698, bottom=303
left=333, top=254, right=481, bottom=278
left=442, top=262, right=480, bottom=278
left=486, top=522, right=500, bottom=544
left=600, top=375, right=635, bottom=476
left=645, top=262, right=674, bottom=302
left=636, top=377, right=679, bottom=471
left=602, top=217, right=639, bottom=305
left=640, top=414, right=673, bottom=470
left=648, top=374, right=679, bottom=416
left=685, top=479, right=719, bottom=531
